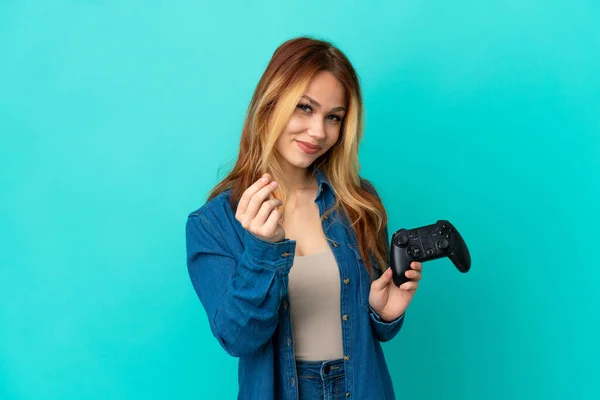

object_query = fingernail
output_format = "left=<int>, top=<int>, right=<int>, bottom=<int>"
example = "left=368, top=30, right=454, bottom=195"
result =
left=261, top=176, right=268, bottom=183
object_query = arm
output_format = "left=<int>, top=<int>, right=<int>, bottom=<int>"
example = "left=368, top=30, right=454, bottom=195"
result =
left=368, top=220, right=406, bottom=342
left=361, top=179, right=407, bottom=342
left=185, top=212, right=295, bottom=357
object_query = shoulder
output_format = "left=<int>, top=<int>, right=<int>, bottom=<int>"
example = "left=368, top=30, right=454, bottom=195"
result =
left=188, top=188, right=234, bottom=219
left=186, top=188, right=239, bottom=237
left=185, top=188, right=246, bottom=254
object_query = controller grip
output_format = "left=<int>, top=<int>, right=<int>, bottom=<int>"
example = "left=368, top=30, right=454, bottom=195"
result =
left=390, top=244, right=412, bottom=287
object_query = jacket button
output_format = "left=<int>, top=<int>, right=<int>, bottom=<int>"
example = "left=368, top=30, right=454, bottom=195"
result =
left=344, top=354, right=349, bottom=361
left=342, top=314, right=349, bottom=321
left=344, top=278, right=350, bottom=284
left=346, top=392, right=350, bottom=397
left=333, top=242, right=339, bottom=247
left=281, top=252, right=291, bottom=257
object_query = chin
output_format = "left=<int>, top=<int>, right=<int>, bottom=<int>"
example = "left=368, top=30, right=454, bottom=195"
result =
left=291, top=157, right=314, bottom=169
left=281, top=152, right=316, bottom=169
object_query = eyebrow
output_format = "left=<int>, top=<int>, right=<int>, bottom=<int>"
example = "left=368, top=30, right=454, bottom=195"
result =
left=301, top=95, right=346, bottom=113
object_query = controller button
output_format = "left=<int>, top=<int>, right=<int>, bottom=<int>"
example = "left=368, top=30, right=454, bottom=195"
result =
left=426, top=248, right=434, bottom=256
left=438, top=238, right=450, bottom=250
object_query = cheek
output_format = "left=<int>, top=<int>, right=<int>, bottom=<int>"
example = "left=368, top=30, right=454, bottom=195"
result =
left=325, top=126, right=341, bottom=146
left=284, top=114, right=306, bottom=135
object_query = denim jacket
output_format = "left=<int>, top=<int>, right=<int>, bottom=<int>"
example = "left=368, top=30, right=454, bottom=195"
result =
left=185, top=168, right=405, bottom=399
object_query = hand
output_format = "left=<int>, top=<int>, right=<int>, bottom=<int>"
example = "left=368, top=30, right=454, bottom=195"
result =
left=368, top=262, right=423, bottom=322
left=235, top=173, right=286, bottom=243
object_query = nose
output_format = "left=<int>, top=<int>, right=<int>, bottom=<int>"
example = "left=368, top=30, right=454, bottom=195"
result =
left=307, top=118, right=326, bottom=140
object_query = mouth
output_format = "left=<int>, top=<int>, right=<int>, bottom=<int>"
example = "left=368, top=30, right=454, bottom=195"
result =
left=296, top=140, right=321, bottom=155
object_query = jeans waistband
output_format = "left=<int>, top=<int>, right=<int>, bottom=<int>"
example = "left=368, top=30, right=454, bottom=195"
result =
left=295, top=358, right=345, bottom=380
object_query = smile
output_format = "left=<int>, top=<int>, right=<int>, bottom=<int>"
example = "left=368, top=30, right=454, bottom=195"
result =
left=296, top=140, right=321, bottom=154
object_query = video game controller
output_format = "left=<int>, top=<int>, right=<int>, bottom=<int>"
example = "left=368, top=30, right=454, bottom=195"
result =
left=390, top=220, right=471, bottom=287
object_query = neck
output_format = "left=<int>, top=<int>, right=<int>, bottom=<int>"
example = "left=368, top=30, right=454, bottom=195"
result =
left=279, top=163, right=317, bottom=195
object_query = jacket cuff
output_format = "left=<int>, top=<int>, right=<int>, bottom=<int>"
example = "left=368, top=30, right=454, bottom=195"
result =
left=243, top=230, right=297, bottom=272
left=369, top=306, right=405, bottom=325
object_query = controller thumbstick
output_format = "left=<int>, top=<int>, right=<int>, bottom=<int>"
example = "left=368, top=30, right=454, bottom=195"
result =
left=438, top=238, right=450, bottom=250
left=395, top=234, right=409, bottom=248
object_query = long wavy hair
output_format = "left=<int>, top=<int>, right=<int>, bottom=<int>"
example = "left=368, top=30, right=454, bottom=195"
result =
left=207, top=36, right=388, bottom=280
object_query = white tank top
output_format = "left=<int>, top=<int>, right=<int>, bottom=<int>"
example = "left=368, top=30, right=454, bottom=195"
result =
left=288, top=247, right=344, bottom=361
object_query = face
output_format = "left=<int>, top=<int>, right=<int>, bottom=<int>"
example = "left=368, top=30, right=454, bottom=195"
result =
left=275, top=71, right=347, bottom=172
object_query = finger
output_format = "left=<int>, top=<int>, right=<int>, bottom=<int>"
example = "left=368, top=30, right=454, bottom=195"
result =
left=253, top=198, right=283, bottom=226
left=246, top=180, right=278, bottom=219
left=262, top=208, right=283, bottom=237
left=405, top=270, right=422, bottom=281
left=371, top=268, right=393, bottom=291
left=400, top=281, right=418, bottom=291
left=411, top=262, right=422, bottom=272
left=237, top=174, right=271, bottom=215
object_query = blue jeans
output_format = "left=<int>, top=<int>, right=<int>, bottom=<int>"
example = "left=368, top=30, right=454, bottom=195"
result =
left=296, top=359, right=346, bottom=400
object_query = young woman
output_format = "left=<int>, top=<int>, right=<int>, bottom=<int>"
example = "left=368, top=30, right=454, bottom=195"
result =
left=185, top=36, right=423, bottom=400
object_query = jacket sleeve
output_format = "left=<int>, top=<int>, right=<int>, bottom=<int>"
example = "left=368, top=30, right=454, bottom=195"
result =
left=370, top=306, right=405, bottom=342
left=185, top=212, right=296, bottom=357
left=361, top=178, right=407, bottom=342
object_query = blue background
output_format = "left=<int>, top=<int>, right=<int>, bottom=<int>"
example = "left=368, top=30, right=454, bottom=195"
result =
left=1, top=1, right=599, bottom=399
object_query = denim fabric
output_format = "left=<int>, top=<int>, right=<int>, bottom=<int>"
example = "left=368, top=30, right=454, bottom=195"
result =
left=185, top=167, right=405, bottom=400
left=296, top=359, right=346, bottom=400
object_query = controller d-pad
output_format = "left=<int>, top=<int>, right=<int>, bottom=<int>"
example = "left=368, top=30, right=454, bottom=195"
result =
left=408, top=245, right=422, bottom=258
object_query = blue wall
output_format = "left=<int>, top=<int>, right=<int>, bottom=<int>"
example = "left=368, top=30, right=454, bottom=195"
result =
left=1, top=1, right=598, bottom=399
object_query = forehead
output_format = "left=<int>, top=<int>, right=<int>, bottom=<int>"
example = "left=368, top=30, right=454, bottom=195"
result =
left=304, top=71, right=346, bottom=108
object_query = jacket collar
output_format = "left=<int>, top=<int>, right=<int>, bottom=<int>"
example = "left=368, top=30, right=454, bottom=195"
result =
left=313, top=166, right=334, bottom=202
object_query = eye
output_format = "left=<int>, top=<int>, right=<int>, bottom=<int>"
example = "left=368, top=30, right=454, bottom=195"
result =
left=327, top=114, right=343, bottom=123
left=297, top=103, right=312, bottom=113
